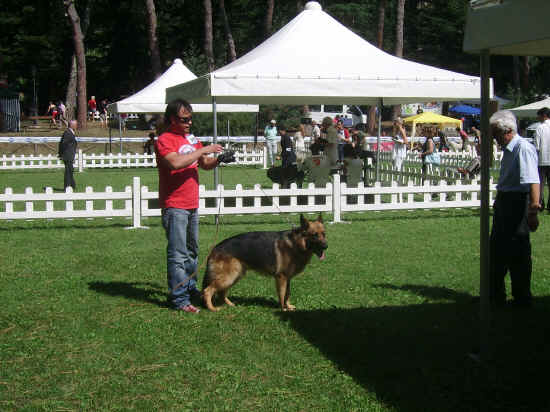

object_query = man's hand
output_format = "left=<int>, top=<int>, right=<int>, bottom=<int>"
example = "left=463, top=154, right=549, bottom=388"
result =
left=528, top=213, right=539, bottom=232
left=202, top=144, right=223, bottom=155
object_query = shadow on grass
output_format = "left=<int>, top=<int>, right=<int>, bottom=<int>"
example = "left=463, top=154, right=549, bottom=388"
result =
left=343, top=208, right=483, bottom=223
left=226, top=295, right=279, bottom=308
left=278, top=294, right=550, bottom=412
left=0, top=220, right=163, bottom=231
left=372, top=283, right=474, bottom=303
left=88, top=281, right=168, bottom=308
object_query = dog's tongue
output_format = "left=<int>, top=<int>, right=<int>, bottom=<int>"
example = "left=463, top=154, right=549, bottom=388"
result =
left=319, top=251, right=326, bottom=261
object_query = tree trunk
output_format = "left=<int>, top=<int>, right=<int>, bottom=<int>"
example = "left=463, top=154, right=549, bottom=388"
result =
left=376, top=0, right=386, bottom=49
left=64, top=0, right=87, bottom=129
left=204, top=0, right=215, bottom=72
left=219, top=0, right=237, bottom=63
left=520, top=56, right=529, bottom=93
left=368, top=0, right=386, bottom=134
left=265, top=0, right=274, bottom=39
left=145, top=0, right=162, bottom=79
left=513, top=56, right=521, bottom=96
left=392, top=0, right=405, bottom=120
left=65, top=56, right=77, bottom=121
left=65, top=0, right=91, bottom=121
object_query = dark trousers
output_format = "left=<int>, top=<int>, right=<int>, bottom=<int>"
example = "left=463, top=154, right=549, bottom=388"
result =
left=538, top=165, right=550, bottom=209
left=489, top=192, right=532, bottom=304
left=63, top=159, right=75, bottom=189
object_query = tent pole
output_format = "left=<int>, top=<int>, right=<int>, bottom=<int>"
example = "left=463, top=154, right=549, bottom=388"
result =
left=108, top=112, right=112, bottom=154
left=376, top=99, right=382, bottom=182
left=119, top=114, right=123, bottom=153
left=213, top=97, right=219, bottom=224
left=479, top=49, right=491, bottom=362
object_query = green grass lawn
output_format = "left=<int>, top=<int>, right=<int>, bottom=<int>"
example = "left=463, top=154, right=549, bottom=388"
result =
left=2, top=168, right=550, bottom=411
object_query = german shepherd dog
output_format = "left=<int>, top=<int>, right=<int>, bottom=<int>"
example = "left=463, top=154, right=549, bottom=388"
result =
left=202, top=214, right=327, bottom=312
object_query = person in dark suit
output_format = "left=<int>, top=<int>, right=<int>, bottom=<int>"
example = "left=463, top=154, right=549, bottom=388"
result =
left=58, top=119, right=78, bottom=190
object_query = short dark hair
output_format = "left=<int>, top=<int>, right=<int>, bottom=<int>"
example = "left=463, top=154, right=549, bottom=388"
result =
left=537, top=107, right=550, bottom=118
left=163, top=98, right=193, bottom=125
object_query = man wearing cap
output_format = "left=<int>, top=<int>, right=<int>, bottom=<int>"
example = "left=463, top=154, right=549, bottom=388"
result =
left=264, top=119, right=278, bottom=167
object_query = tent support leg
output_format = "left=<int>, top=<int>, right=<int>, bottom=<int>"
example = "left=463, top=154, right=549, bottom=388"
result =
left=375, top=99, right=382, bottom=182
left=213, top=97, right=219, bottom=224
left=479, top=49, right=491, bottom=363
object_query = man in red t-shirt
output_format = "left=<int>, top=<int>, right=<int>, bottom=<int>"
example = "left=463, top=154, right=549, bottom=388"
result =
left=87, top=96, right=97, bottom=121
left=156, top=99, right=223, bottom=313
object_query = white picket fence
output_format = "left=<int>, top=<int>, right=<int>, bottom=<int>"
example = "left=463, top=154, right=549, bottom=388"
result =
left=0, top=148, right=267, bottom=171
left=0, top=174, right=497, bottom=226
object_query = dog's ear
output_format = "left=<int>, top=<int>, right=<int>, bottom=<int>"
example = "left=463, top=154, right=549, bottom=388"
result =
left=317, top=213, right=323, bottom=223
left=300, top=213, right=309, bottom=229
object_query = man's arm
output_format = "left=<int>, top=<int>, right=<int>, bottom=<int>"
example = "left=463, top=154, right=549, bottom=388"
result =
left=528, top=182, right=540, bottom=232
left=199, top=154, right=219, bottom=170
left=161, top=144, right=223, bottom=170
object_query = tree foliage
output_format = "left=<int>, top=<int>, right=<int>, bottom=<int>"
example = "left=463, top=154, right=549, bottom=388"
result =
left=0, top=0, right=548, bottom=125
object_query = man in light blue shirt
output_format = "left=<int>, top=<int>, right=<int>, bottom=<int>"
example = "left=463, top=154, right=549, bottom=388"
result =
left=534, top=107, right=550, bottom=209
left=264, top=119, right=278, bottom=167
left=489, top=110, right=540, bottom=308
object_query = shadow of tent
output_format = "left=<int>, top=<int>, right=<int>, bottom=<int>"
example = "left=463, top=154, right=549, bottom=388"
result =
left=88, top=281, right=168, bottom=308
left=277, top=297, right=550, bottom=411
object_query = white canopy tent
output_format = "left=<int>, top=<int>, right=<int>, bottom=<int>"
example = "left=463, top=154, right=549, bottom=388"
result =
left=166, top=2, right=485, bottom=106
left=108, top=58, right=258, bottom=114
left=463, top=0, right=550, bottom=362
left=509, top=97, right=550, bottom=118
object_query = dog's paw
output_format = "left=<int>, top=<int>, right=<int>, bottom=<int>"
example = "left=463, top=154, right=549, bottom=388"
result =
left=283, top=304, right=296, bottom=311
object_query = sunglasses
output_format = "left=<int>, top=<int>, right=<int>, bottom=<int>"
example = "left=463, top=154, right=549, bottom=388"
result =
left=177, top=116, right=193, bottom=124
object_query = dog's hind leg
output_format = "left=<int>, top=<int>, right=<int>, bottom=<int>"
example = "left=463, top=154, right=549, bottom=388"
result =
left=221, top=290, right=235, bottom=307
left=202, top=286, right=220, bottom=312
left=202, top=255, right=245, bottom=312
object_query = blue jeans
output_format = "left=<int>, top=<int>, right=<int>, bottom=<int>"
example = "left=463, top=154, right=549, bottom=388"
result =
left=161, top=208, right=200, bottom=308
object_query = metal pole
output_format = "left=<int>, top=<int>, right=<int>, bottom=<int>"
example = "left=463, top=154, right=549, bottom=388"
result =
left=108, top=113, right=112, bottom=153
left=213, top=97, right=218, bottom=188
left=376, top=99, right=382, bottom=182
left=119, top=114, right=123, bottom=153
left=479, top=49, right=491, bottom=362
left=213, top=97, right=219, bottom=224
left=32, top=66, right=37, bottom=124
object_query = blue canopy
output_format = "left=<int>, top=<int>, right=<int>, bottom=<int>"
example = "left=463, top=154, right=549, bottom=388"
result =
left=449, top=104, right=481, bottom=115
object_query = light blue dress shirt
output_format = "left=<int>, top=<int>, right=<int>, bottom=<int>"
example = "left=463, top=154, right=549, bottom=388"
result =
left=497, top=134, right=539, bottom=193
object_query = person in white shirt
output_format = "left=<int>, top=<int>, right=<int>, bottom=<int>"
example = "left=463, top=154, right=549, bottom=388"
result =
left=391, top=117, right=408, bottom=171
left=294, top=130, right=307, bottom=166
left=535, top=107, right=550, bottom=210
left=311, top=120, right=321, bottom=141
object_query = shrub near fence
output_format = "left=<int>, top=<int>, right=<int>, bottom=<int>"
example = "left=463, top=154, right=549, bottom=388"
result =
left=0, top=175, right=497, bottom=227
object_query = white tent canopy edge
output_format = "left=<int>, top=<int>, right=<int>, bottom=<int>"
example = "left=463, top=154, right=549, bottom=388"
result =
left=166, top=1, right=488, bottom=106
left=108, top=58, right=258, bottom=114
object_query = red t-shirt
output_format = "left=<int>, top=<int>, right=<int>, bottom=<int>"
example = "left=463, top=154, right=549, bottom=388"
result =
left=155, top=132, right=203, bottom=210
left=88, top=99, right=97, bottom=111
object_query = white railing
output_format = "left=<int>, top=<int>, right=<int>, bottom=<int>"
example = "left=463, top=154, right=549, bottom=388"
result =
left=1, top=175, right=497, bottom=227
left=0, top=148, right=267, bottom=171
